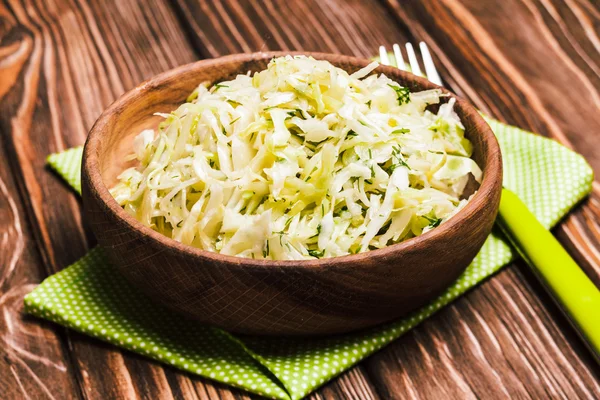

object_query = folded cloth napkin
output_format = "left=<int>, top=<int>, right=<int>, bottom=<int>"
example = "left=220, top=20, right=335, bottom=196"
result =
left=25, top=116, right=593, bottom=400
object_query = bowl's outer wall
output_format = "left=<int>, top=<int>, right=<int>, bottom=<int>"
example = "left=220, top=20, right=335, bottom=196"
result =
left=82, top=52, right=502, bottom=336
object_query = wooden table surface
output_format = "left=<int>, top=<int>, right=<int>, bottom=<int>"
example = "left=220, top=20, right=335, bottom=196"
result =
left=1, top=0, right=600, bottom=398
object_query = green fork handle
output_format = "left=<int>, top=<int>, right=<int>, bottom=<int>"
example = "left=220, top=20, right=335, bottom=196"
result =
left=498, top=188, right=600, bottom=362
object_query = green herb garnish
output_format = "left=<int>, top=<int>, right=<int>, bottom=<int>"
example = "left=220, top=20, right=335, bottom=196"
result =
left=389, top=145, right=411, bottom=171
left=387, top=83, right=410, bottom=105
left=423, top=215, right=442, bottom=228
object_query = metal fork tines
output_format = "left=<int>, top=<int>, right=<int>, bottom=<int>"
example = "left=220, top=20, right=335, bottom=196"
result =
left=379, top=42, right=442, bottom=86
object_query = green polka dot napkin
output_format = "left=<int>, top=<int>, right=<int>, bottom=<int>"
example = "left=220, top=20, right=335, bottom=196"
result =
left=26, top=116, right=593, bottom=400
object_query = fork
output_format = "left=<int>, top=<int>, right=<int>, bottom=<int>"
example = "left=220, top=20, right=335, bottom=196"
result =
left=379, top=43, right=600, bottom=362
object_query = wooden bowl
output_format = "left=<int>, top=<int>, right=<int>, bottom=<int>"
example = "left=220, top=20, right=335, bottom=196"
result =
left=82, top=52, right=502, bottom=336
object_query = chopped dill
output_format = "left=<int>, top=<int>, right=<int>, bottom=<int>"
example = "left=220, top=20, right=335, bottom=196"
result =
left=423, top=215, right=442, bottom=228
left=387, top=83, right=410, bottom=105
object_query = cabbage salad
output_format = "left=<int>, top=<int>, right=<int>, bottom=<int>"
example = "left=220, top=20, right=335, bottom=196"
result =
left=110, top=56, right=482, bottom=260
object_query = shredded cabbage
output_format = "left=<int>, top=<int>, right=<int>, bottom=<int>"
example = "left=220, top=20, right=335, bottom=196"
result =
left=110, top=55, right=482, bottom=260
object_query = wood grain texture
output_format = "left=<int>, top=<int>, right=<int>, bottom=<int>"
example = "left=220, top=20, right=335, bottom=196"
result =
left=1, top=0, right=599, bottom=398
left=173, top=0, right=411, bottom=58
left=0, top=133, right=81, bottom=399
left=0, top=0, right=237, bottom=398
left=307, top=366, right=380, bottom=400
left=366, top=264, right=600, bottom=398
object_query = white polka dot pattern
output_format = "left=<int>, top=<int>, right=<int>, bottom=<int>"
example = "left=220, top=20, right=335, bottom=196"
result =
left=32, top=116, right=593, bottom=400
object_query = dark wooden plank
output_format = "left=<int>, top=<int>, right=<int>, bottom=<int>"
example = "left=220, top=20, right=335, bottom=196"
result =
left=0, top=132, right=81, bottom=398
left=171, top=0, right=600, bottom=398
left=367, top=265, right=600, bottom=398
left=174, top=0, right=410, bottom=58
left=307, top=366, right=380, bottom=400
left=0, top=3, right=84, bottom=398
left=0, top=0, right=253, bottom=398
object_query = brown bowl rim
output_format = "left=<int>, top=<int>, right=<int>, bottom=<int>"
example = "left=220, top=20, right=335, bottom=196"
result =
left=83, top=51, right=502, bottom=269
